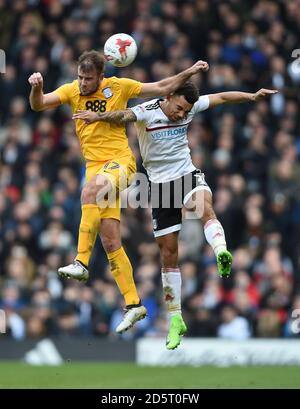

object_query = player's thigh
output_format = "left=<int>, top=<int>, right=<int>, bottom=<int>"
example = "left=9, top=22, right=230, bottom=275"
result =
left=150, top=178, right=181, bottom=237
left=183, top=170, right=212, bottom=218
left=97, top=154, right=136, bottom=193
left=81, top=174, right=113, bottom=203
left=184, top=189, right=213, bottom=219
left=83, top=162, right=113, bottom=200
left=151, top=201, right=182, bottom=238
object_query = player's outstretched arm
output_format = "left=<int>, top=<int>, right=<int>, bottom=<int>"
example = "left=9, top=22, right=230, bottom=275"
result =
left=28, top=72, right=61, bottom=111
left=139, top=60, right=209, bottom=98
left=72, top=109, right=137, bottom=124
left=208, top=88, right=278, bottom=108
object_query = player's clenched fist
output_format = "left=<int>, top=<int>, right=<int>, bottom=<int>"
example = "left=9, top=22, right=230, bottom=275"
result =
left=28, top=72, right=44, bottom=88
left=188, top=60, right=209, bottom=75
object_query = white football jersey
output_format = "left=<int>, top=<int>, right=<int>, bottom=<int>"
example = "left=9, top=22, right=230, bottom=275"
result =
left=130, top=95, right=210, bottom=183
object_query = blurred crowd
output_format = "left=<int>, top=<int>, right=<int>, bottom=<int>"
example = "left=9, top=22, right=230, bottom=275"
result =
left=0, top=0, right=300, bottom=341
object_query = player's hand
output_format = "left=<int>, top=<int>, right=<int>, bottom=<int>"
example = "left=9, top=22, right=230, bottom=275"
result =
left=72, top=110, right=100, bottom=124
left=253, top=88, right=278, bottom=101
left=28, top=72, right=44, bottom=89
left=189, top=60, right=209, bottom=74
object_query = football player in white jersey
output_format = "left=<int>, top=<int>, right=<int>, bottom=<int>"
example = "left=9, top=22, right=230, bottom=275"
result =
left=73, top=82, right=277, bottom=349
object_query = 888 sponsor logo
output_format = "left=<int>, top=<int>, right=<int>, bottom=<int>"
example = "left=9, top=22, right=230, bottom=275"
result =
left=85, top=99, right=107, bottom=112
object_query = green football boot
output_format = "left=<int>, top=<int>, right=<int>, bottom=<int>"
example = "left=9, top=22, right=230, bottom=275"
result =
left=217, top=250, right=233, bottom=278
left=166, top=314, right=187, bottom=350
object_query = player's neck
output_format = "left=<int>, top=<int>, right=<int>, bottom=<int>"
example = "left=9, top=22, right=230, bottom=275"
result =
left=159, top=100, right=170, bottom=119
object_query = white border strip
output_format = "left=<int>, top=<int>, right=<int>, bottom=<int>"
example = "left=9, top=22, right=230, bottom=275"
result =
left=154, top=223, right=182, bottom=237
left=137, top=338, right=300, bottom=366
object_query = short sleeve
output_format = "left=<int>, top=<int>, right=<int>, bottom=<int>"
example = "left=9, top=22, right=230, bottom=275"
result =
left=192, top=95, right=210, bottom=114
left=53, top=83, right=74, bottom=104
left=130, top=104, right=149, bottom=122
left=118, top=78, right=143, bottom=100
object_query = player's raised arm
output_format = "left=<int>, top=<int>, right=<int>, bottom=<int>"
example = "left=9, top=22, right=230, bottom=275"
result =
left=72, top=109, right=137, bottom=124
left=208, top=88, right=278, bottom=108
left=28, top=72, right=61, bottom=111
left=138, top=60, right=209, bottom=98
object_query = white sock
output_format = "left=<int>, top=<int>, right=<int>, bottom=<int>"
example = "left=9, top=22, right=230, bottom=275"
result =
left=161, top=269, right=182, bottom=316
left=204, top=219, right=227, bottom=256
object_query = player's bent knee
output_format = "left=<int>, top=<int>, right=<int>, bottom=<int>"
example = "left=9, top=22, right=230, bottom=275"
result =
left=185, top=189, right=206, bottom=217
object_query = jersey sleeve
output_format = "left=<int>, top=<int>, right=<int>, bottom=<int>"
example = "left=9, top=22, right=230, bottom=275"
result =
left=192, top=95, right=210, bottom=114
left=119, top=78, right=143, bottom=100
left=129, top=104, right=150, bottom=122
left=53, top=82, right=75, bottom=104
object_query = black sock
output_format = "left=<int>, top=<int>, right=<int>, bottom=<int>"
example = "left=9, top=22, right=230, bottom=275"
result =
left=76, top=260, right=88, bottom=270
left=126, top=300, right=142, bottom=309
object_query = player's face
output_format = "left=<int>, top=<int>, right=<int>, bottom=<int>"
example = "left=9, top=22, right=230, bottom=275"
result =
left=78, top=67, right=103, bottom=95
left=166, top=95, right=193, bottom=122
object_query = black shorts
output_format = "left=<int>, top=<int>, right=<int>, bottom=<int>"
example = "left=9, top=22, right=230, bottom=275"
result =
left=150, top=169, right=212, bottom=237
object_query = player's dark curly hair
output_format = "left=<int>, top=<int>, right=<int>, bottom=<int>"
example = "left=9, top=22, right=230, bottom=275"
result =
left=173, top=81, right=199, bottom=104
left=78, top=50, right=104, bottom=76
